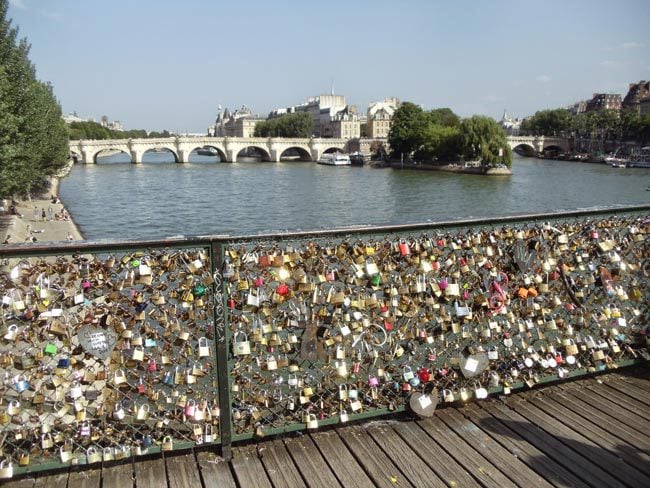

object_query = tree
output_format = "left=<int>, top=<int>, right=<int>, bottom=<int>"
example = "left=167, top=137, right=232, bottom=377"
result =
left=520, top=109, right=570, bottom=136
left=0, top=0, right=69, bottom=197
left=387, top=102, right=429, bottom=158
left=254, top=113, right=313, bottom=138
left=460, top=116, right=512, bottom=167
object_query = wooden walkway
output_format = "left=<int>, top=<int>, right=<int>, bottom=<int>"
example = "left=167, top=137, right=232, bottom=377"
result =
left=4, top=366, right=650, bottom=488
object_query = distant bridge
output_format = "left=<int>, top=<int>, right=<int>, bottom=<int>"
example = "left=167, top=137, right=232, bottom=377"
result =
left=506, top=135, right=569, bottom=154
left=69, top=135, right=569, bottom=164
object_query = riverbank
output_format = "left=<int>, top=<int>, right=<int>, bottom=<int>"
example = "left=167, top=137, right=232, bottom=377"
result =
left=391, top=161, right=512, bottom=175
left=0, top=174, right=84, bottom=245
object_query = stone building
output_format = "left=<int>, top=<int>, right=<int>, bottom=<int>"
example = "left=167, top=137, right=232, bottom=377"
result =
left=585, top=93, right=622, bottom=112
left=366, top=97, right=400, bottom=138
left=210, top=105, right=264, bottom=137
left=498, top=110, right=522, bottom=136
left=269, top=93, right=360, bottom=138
left=622, top=80, right=650, bottom=114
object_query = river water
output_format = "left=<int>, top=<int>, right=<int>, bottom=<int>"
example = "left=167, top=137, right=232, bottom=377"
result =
left=59, top=153, right=650, bottom=241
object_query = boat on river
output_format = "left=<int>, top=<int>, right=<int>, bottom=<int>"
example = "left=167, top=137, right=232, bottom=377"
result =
left=350, top=152, right=370, bottom=166
left=196, top=146, right=219, bottom=156
left=627, top=147, right=650, bottom=168
left=317, top=153, right=351, bottom=166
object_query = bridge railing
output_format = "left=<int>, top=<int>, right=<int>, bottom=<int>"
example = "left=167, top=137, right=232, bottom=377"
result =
left=0, top=205, right=648, bottom=478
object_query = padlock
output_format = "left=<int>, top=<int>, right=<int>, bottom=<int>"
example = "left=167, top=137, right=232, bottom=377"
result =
left=306, top=413, right=319, bottom=429
left=147, top=357, right=158, bottom=372
left=233, top=332, right=251, bottom=355
left=132, top=345, right=144, bottom=361
left=136, top=404, right=150, bottom=421
left=69, top=380, right=82, bottom=399
left=6, top=400, right=20, bottom=416
left=0, top=460, right=13, bottom=479
left=113, top=369, right=127, bottom=385
left=60, top=445, right=73, bottom=463
left=162, top=435, right=174, bottom=451
left=198, top=337, right=210, bottom=357
left=204, top=425, right=214, bottom=443
left=87, top=447, right=102, bottom=464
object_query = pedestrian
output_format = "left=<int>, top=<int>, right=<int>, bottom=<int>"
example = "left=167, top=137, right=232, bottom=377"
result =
left=33, top=206, right=39, bottom=221
left=67, top=231, right=74, bottom=241
left=41, top=208, right=46, bottom=222
left=48, top=207, right=53, bottom=221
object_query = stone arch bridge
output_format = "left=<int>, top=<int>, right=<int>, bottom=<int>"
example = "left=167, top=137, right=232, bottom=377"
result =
left=69, top=137, right=349, bottom=164
left=69, top=135, right=569, bottom=164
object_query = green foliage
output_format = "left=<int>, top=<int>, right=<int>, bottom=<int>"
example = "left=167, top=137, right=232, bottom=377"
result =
left=459, top=116, right=512, bottom=167
left=388, top=103, right=499, bottom=164
left=254, top=112, right=313, bottom=138
left=387, top=102, right=430, bottom=158
left=67, top=120, right=149, bottom=140
left=520, top=109, right=570, bottom=136
left=0, top=0, right=69, bottom=197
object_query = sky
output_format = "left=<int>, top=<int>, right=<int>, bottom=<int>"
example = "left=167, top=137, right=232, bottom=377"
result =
left=6, top=0, right=650, bottom=134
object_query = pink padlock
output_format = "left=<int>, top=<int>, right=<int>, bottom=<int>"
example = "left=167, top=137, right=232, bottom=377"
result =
left=253, top=276, right=264, bottom=288
left=184, top=400, right=196, bottom=417
left=368, top=376, right=379, bottom=387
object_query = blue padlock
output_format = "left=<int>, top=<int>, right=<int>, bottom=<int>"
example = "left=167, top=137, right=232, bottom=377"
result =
left=14, top=377, right=30, bottom=393
left=57, top=358, right=70, bottom=368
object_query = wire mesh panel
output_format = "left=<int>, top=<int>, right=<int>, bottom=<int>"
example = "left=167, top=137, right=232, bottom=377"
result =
left=0, top=246, right=220, bottom=476
left=224, top=213, right=649, bottom=439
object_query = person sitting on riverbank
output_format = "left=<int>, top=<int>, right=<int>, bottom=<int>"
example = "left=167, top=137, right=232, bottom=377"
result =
left=2, top=235, right=11, bottom=244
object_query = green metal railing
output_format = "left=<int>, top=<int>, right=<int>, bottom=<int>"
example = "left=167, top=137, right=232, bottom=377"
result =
left=0, top=205, right=648, bottom=479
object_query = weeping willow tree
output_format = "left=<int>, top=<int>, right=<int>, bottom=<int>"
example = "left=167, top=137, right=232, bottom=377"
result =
left=459, top=115, right=512, bottom=168
left=0, top=0, right=69, bottom=198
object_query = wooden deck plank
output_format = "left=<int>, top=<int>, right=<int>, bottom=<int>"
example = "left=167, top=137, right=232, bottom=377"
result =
left=551, top=382, right=650, bottom=428
left=67, top=468, right=102, bottom=488
left=480, top=400, right=627, bottom=488
left=601, top=377, right=650, bottom=405
left=504, top=396, right=650, bottom=487
left=416, top=415, right=518, bottom=488
left=134, top=457, right=168, bottom=488
left=460, top=403, right=592, bottom=488
left=337, top=424, right=415, bottom=488
left=310, top=430, right=375, bottom=488
left=101, top=460, right=134, bottom=488
left=365, top=420, right=446, bottom=488
left=1, top=477, right=36, bottom=488
left=391, top=419, right=479, bottom=488
left=33, top=471, right=69, bottom=488
left=529, top=392, right=650, bottom=474
left=548, top=387, right=650, bottom=448
left=437, top=408, right=555, bottom=488
left=196, top=451, right=237, bottom=488
left=283, top=434, right=342, bottom=488
left=165, top=453, right=202, bottom=488
left=585, top=382, right=650, bottom=418
left=230, top=445, right=273, bottom=488
left=258, top=439, right=306, bottom=488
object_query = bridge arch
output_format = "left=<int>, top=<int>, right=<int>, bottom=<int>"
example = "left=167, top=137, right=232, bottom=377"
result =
left=141, top=147, right=179, bottom=163
left=93, top=147, right=133, bottom=164
left=234, top=146, right=271, bottom=162
left=512, top=144, right=537, bottom=157
left=279, top=146, right=312, bottom=161
left=188, top=145, right=227, bottom=162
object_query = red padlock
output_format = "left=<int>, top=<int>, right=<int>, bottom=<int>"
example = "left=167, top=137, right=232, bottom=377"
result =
left=227, top=297, right=236, bottom=309
left=399, top=239, right=410, bottom=256
left=137, top=377, right=146, bottom=394
left=384, top=321, right=393, bottom=331
left=417, top=367, right=431, bottom=382
left=431, top=260, right=440, bottom=271
left=436, top=238, right=445, bottom=247
left=253, top=276, right=264, bottom=288
left=147, top=358, right=157, bottom=372
left=276, top=283, right=289, bottom=296
left=402, top=382, right=412, bottom=392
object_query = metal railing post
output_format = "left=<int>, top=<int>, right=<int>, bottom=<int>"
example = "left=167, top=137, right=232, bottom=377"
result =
left=211, top=239, right=232, bottom=461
